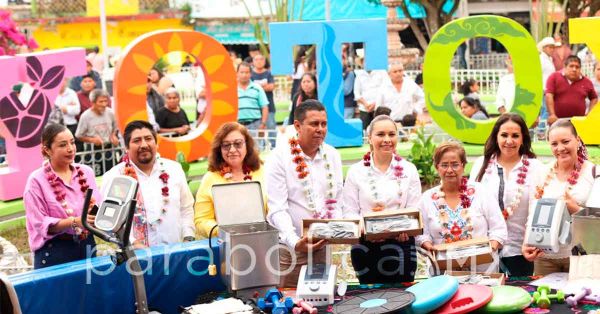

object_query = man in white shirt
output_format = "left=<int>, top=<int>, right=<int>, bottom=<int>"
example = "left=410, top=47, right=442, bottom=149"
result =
left=55, top=78, right=81, bottom=134
left=354, top=69, right=389, bottom=130
left=376, top=63, right=424, bottom=125
left=102, top=120, right=195, bottom=247
left=538, top=37, right=558, bottom=120
left=265, top=100, right=344, bottom=287
left=496, top=58, right=515, bottom=114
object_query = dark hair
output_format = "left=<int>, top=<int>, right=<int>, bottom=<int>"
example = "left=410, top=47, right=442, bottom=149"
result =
left=81, top=74, right=95, bottom=81
left=460, top=79, right=477, bottom=96
left=433, top=141, right=467, bottom=168
left=460, top=97, right=488, bottom=118
left=294, top=72, right=318, bottom=104
left=41, top=124, right=68, bottom=158
left=123, top=120, right=157, bottom=149
left=401, top=114, right=417, bottom=127
left=248, top=44, right=260, bottom=52
left=564, top=55, right=581, bottom=66
left=149, top=67, right=164, bottom=81
left=374, top=106, right=392, bottom=117
left=294, top=99, right=326, bottom=122
left=475, top=113, right=536, bottom=182
left=208, top=122, right=261, bottom=172
left=237, top=61, right=251, bottom=72
left=294, top=46, right=308, bottom=72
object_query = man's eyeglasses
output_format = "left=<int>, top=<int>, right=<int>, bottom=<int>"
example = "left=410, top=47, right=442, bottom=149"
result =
left=221, top=140, right=245, bottom=151
left=439, top=163, right=463, bottom=171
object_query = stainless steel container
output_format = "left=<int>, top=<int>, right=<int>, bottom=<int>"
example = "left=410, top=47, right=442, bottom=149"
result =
left=572, top=207, right=600, bottom=254
left=213, top=182, right=280, bottom=292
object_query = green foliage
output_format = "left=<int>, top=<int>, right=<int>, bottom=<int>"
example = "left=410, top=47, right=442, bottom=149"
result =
left=176, top=151, right=190, bottom=180
left=408, top=128, right=438, bottom=188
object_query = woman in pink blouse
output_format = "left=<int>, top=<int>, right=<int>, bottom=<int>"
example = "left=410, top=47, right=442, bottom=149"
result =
left=24, top=124, right=101, bottom=269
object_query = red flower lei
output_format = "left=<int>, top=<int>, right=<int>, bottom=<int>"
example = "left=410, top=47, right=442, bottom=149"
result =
left=289, top=137, right=337, bottom=218
left=44, top=161, right=93, bottom=240
left=535, top=158, right=583, bottom=200
left=220, top=165, right=253, bottom=181
left=486, top=156, right=530, bottom=220
left=122, top=154, right=170, bottom=228
left=432, top=177, right=474, bottom=243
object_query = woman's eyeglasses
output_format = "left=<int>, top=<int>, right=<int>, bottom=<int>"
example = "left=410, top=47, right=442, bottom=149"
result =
left=439, top=163, right=463, bottom=171
left=221, top=140, right=245, bottom=151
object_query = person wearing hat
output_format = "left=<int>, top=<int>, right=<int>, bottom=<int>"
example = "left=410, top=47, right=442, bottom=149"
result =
left=538, top=37, right=558, bottom=122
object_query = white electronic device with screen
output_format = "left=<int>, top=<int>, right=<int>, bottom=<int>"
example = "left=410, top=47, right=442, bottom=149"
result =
left=296, top=264, right=337, bottom=306
left=525, top=198, right=571, bottom=253
left=95, top=176, right=138, bottom=232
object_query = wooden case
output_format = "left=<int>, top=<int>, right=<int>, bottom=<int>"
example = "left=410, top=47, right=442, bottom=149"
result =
left=363, top=208, right=423, bottom=241
left=302, top=219, right=361, bottom=244
left=433, top=237, right=494, bottom=271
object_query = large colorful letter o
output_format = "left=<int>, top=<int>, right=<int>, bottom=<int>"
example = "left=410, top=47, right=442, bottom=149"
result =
left=114, top=30, right=237, bottom=161
left=423, top=15, right=542, bottom=144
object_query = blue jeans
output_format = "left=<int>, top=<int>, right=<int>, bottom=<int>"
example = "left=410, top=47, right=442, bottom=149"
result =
left=267, top=112, right=277, bottom=148
left=344, top=107, right=355, bottom=119
left=540, top=97, right=549, bottom=120
left=242, top=119, right=266, bottom=150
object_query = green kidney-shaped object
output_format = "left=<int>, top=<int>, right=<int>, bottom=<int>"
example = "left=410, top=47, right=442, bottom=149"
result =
left=423, top=15, right=542, bottom=144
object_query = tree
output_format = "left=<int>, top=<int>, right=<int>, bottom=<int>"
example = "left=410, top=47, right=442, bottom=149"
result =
left=242, top=0, right=305, bottom=59
left=0, top=10, right=38, bottom=56
left=561, top=0, right=600, bottom=43
left=368, top=0, right=460, bottom=51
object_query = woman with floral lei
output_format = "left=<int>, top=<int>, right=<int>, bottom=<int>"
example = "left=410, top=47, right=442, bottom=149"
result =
left=469, top=113, right=542, bottom=276
left=24, top=124, right=101, bottom=269
left=522, top=119, right=595, bottom=275
left=342, top=115, right=421, bottom=283
left=417, top=141, right=507, bottom=273
left=194, top=122, right=265, bottom=238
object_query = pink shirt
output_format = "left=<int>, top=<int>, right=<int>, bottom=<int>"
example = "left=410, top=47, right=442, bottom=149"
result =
left=23, top=163, right=102, bottom=251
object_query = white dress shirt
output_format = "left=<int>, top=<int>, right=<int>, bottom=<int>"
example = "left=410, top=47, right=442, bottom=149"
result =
left=102, top=158, right=195, bottom=246
left=265, top=142, right=344, bottom=249
left=540, top=52, right=556, bottom=90
left=354, top=70, right=390, bottom=112
left=417, top=182, right=508, bottom=272
left=469, top=156, right=542, bottom=258
left=342, top=157, right=421, bottom=218
left=54, top=88, right=80, bottom=126
left=527, top=160, right=594, bottom=259
left=495, top=73, right=515, bottom=111
left=376, top=78, right=425, bottom=121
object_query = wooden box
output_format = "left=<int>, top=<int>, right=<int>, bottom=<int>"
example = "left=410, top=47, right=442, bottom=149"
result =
left=433, top=237, right=494, bottom=271
left=444, top=270, right=506, bottom=286
left=363, top=208, right=423, bottom=241
left=302, top=219, right=361, bottom=245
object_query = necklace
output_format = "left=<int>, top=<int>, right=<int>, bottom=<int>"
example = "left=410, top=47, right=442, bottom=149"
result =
left=123, top=153, right=170, bottom=232
left=485, top=156, right=530, bottom=220
left=289, top=137, right=337, bottom=219
left=432, top=177, right=473, bottom=243
left=363, top=152, right=404, bottom=211
left=535, top=160, right=582, bottom=200
left=44, top=161, right=93, bottom=240
left=220, top=165, right=253, bottom=181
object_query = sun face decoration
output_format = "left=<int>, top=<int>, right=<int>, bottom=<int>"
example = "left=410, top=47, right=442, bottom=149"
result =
left=113, top=30, right=238, bottom=161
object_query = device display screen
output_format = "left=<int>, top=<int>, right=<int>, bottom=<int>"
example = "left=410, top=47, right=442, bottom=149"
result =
left=104, top=206, right=116, bottom=218
left=108, top=179, right=130, bottom=200
left=536, top=205, right=553, bottom=226
left=306, top=264, right=328, bottom=280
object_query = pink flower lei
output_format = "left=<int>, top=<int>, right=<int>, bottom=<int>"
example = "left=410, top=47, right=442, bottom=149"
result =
left=363, top=152, right=404, bottom=210
left=485, top=156, right=530, bottom=220
left=44, top=161, right=93, bottom=239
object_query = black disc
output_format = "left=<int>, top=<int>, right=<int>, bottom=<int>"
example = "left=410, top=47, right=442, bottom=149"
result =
left=332, top=290, right=415, bottom=314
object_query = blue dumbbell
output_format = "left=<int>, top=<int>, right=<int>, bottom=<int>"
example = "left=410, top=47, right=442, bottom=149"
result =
left=257, top=288, right=294, bottom=314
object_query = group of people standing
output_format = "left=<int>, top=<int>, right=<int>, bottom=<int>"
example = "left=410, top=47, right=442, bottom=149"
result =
left=25, top=98, right=593, bottom=288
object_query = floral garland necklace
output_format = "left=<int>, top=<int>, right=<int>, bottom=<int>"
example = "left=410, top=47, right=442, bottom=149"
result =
left=535, top=157, right=583, bottom=200
left=363, top=152, right=404, bottom=211
left=44, top=161, right=94, bottom=240
left=289, top=137, right=337, bottom=219
left=485, top=155, right=530, bottom=220
left=220, top=165, right=252, bottom=181
left=431, top=177, right=474, bottom=243
left=123, top=153, right=170, bottom=231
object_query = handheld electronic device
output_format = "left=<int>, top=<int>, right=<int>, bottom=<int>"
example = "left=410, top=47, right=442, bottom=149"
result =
left=296, top=264, right=337, bottom=306
left=525, top=198, right=571, bottom=253
left=94, top=176, right=138, bottom=232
